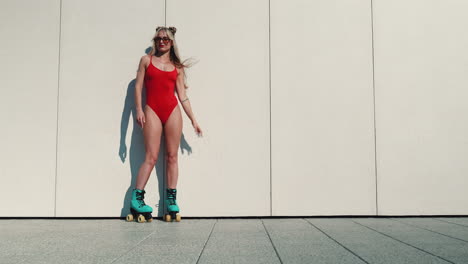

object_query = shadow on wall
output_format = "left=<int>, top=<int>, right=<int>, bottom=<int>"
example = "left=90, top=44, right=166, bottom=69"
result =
left=118, top=47, right=193, bottom=218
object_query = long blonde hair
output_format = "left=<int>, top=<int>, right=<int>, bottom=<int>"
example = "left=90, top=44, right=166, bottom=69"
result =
left=149, top=26, right=196, bottom=88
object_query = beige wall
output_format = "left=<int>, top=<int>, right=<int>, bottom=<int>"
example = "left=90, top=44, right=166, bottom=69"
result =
left=1, top=0, right=467, bottom=217
left=55, top=0, right=165, bottom=217
left=271, top=0, right=376, bottom=216
left=166, top=0, right=271, bottom=216
left=0, top=0, right=60, bottom=217
left=374, top=0, right=468, bottom=215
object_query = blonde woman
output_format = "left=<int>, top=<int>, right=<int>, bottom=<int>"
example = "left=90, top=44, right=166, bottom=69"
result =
left=126, top=26, right=202, bottom=223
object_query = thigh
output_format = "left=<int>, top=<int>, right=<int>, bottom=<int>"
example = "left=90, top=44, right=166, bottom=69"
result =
left=143, top=105, right=163, bottom=156
left=164, top=105, right=183, bottom=153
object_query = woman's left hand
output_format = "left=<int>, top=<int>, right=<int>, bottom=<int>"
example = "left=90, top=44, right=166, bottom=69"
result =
left=192, top=121, right=203, bottom=137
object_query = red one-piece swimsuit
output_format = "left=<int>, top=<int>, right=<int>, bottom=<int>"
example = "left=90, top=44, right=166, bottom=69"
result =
left=144, top=55, right=179, bottom=124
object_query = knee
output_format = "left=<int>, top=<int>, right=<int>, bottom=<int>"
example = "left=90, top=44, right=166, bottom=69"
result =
left=145, top=153, right=158, bottom=166
left=166, top=152, right=178, bottom=166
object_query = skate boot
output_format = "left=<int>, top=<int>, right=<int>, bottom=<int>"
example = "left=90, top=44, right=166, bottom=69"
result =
left=164, top=188, right=181, bottom=222
left=126, top=188, right=153, bottom=223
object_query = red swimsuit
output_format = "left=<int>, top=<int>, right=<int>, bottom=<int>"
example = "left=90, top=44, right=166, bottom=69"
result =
left=144, top=55, right=178, bottom=124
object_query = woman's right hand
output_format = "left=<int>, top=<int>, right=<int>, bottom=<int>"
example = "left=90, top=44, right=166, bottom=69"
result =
left=136, top=108, right=146, bottom=128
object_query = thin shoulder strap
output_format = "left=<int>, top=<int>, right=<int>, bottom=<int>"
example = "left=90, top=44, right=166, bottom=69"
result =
left=149, top=54, right=152, bottom=63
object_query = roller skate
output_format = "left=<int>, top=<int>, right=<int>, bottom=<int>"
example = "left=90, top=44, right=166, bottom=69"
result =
left=126, top=188, right=153, bottom=223
left=164, top=188, right=181, bottom=222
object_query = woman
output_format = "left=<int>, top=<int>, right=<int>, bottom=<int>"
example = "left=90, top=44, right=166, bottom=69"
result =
left=126, top=26, right=202, bottom=223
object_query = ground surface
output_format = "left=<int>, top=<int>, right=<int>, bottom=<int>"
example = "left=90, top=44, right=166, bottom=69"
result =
left=1, top=217, right=468, bottom=264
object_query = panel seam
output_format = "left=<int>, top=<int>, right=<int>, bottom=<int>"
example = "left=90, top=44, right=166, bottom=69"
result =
left=54, top=0, right=63, bottom=218
left=268, top=0, right=272, bottom=217
left=370, top=0, right=378, bottom=216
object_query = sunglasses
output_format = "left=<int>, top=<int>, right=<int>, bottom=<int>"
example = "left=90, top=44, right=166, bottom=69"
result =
left=154, top=37, right=172, bottom=44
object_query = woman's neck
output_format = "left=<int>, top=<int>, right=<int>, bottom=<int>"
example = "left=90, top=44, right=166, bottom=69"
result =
left=155, top=50, right=170, bottom=60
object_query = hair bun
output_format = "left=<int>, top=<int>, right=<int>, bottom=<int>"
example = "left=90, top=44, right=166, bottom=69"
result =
left=155, top=26, right=177, bottom=35
left=168, top=27, right=177, bottom=34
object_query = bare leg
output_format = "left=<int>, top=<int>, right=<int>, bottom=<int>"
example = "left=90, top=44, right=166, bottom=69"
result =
left=164, top=105, right=183, bottom=189
left=135, top=105, right=163, bottom=190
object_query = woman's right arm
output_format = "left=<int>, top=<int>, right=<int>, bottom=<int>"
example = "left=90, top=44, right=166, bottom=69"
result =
left=135, top=55, right=148, bottom=128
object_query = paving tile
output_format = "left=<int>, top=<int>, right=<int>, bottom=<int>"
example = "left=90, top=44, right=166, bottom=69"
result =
left=142, top=219, right=216, bottom=245
left=113, top=244, right=201, bottom=264
left=197, top=219, right=281, bottom=264
left=433, top=217, right=468, bottom=227
left=113, top=219, right=216, bottom=264
left=0, top=219, right=157, bottom=233
left=1, top=218, right=467, bottom=264
left=263, top=218, right=366, bottom=264
left=0, top=254, right=37, bottom=264
left=394, top=217, right=468, bottom=242
left=307, top=218, right=448, bottom=264
left=0, top=230, right=61, bottom=256
left=1, top=229, right=151, bottom=255
left=23, top=253, right=118, bottom=264
left=352, top=217, right=468, bottom=264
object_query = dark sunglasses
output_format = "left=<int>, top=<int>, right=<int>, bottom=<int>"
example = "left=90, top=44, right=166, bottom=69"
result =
left=154, top=37, right=171, bottom=44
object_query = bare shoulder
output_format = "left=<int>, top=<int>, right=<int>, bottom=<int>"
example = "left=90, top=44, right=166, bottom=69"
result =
left=140, top=54, right=151, bottom=65
left=176, top=66, right=185, bottom=76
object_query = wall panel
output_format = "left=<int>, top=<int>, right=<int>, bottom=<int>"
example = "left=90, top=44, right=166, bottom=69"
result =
left=271, top=0, right=376, bottom=215
left=166, top=0, right=271, bottom=216
left=0, top=0, right=60, bottom=216
left=374, top=0, right=468, bottom=215
left=56, top=0, right=165, bottom=216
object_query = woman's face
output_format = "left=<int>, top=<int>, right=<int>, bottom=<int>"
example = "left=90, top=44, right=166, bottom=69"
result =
left=155, top=30, right=172, bottom=52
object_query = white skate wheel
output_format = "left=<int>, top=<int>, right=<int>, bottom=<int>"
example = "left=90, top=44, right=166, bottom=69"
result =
left=164, top=214, right=172, bottom=222
left=137, top=215, right=146, bottom=223
left=126, top=214, right=134, bottom=222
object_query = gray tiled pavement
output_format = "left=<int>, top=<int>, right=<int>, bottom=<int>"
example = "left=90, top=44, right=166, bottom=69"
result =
left=1, top=217, right=467, bottom=264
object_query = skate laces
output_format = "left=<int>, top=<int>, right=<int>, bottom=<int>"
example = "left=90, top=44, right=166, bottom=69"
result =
left=135, top=191, right=147, bottom=206
left=168, top=199, right=176, bottom=205
left=167, top=189, right=177, bottom=205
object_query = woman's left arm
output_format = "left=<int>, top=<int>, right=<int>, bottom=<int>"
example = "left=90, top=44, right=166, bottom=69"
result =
left=176, top=67, right=203, bottom=136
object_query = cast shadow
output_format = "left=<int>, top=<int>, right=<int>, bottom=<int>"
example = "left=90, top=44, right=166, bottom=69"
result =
left=118, top=47, right=193, bottom=219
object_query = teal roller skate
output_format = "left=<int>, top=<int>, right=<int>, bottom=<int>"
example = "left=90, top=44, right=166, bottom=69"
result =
left=126, top=188, right=153, bottom=223
left=164, top=188, right=181, bottom=222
